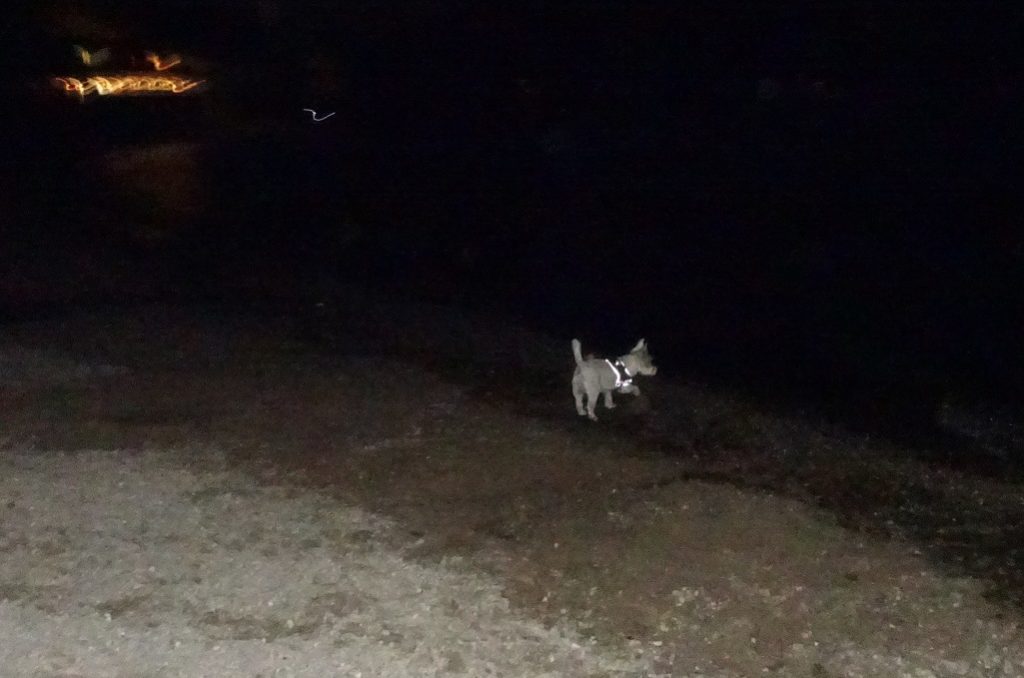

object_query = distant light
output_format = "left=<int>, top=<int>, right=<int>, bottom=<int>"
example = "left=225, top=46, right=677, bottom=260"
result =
left=74, top=45, right=112, bottom=67
left=53, top=75, right=205, bottom=99
left=303, top=108, right=335, bottom=122
left=145, top=52, right=182, bottom=71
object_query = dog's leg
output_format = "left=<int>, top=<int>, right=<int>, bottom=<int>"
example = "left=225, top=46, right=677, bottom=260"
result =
left=572, top=374, right=587, bottom=417
left=585, top=383, right=601, bottom=421
left=603, top=390, right=616, bottom=409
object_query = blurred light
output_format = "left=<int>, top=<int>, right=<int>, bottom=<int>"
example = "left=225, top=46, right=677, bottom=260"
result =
left=145, top=52, right=182, bottom=71
left=303, top=108, right=335, bottom=122
left=53, top=75, right=205, bottom=98
left=74, top=45, right=112, bottom=67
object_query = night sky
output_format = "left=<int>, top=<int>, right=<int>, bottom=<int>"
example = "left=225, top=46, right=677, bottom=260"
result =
left=4, top=1, right=1023, bottom=439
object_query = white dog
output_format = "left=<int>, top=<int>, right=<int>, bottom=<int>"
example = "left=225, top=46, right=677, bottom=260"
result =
left=571, top=338, right=657, bottom=421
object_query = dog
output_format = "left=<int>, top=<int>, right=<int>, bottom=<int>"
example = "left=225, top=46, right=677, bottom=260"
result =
left=571, top=338, right=657, bottom=421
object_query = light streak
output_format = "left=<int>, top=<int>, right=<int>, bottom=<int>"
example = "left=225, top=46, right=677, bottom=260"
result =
left=145, top=52, right=182, bottom=71
left=303, top=108, right=335, bottom=122
left=74, top=45, right=111, bottom=67
left=53, top=75, right=205, bottom=98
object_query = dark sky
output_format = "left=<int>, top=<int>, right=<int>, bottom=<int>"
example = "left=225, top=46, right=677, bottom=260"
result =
left=4, top=1, right=1023, bottom=418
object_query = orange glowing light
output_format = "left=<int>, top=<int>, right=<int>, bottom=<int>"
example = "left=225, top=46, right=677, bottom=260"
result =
left=53, top=75, right=204, bottom=98
left=144, top=52, right=182, bottom=71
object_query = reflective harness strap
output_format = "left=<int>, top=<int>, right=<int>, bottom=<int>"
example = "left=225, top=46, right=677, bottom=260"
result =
left=605, top=359, right=635, bottom=389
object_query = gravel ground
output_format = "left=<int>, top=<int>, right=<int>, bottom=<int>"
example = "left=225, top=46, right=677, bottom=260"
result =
left=0, top=448, right=648, bottom=678
left=4, top=305, right=1024, bottom=678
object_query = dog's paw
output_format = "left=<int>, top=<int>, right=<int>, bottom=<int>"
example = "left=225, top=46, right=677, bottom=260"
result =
left=587, top=413, right=599, bottom=422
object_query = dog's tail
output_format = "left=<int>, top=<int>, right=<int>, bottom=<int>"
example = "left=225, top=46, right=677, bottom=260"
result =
left=571, top=338, right=586, bottom=367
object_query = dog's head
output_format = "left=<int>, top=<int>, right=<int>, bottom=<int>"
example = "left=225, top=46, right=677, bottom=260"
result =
left=623, top=338, right=657, bottom=376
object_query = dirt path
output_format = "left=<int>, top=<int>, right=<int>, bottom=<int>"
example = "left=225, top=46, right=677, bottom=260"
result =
left=2, top=301, right=1024, bottom=677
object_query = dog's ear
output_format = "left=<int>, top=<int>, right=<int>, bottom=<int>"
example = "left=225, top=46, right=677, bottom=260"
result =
left=632, top=338, right=647, bottom=352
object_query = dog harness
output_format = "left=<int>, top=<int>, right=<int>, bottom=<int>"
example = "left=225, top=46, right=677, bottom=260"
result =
left=605, top=359, right=634, bottom=389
